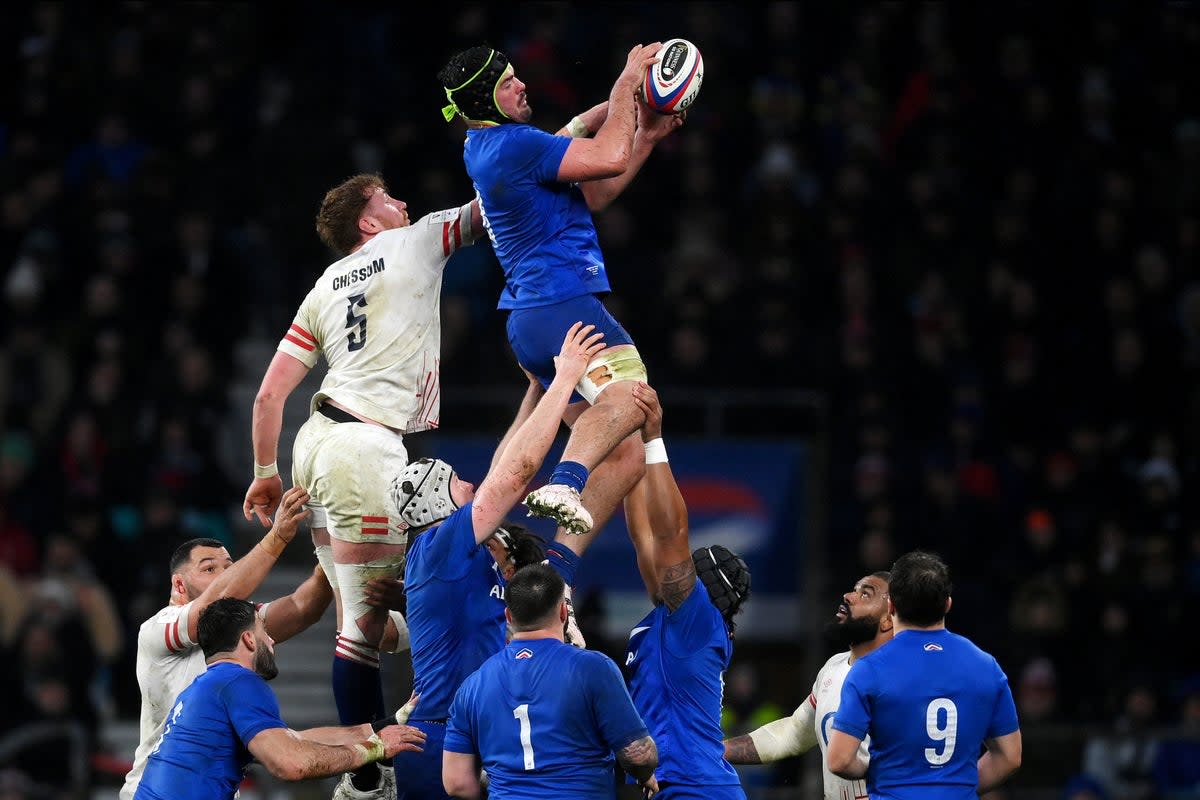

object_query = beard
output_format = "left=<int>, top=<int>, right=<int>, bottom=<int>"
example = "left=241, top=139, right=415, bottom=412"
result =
left=253, top=643, right=279, bottom=681
left=824, top=612, right=881, bottom=650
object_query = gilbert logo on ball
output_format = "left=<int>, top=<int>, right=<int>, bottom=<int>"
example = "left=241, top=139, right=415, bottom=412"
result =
left=642, top=38, right=704, bottom=113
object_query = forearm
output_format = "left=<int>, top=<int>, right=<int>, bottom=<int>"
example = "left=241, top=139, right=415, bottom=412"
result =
left=199, top=528, right=291, bottom=606
left=294, top=722, right=371, bottom=747
left=256, top=730, right=385, bottom=781
left=581, top=131, right=656, bottom=210
left=489, top=380, right=545, bottom=477
left=976, top=751, right=1018, bottom=793
left=587, top=84, right=637, bottom=170
left=251, top=392, right=286, bottom=466
left=493, top=378, right=574, bottom=483
left=557, top=101, right=609, bottom=137
left=262, top=566, right=332, bottom=644
left=617, top=735, right=658, bottom=784
left=723, top=734, right=763, bottom=765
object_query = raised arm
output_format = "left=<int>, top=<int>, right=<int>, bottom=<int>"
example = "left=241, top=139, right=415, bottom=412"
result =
left=486, top=369, right=546, bottom=478
left=188, top=487, right=311, bottom=641
left=977, top=730, right=1022, bottom=794
left=623, top=383, right=694, bottom=610
left=554, top=101, right=609, bottom=138
left=579, top=105, right=685, bottom=211
left=470, top=322, right=605, bottom=543
left=261, top=563, right=333, bottom=644
left=244, top=351, right=311, bottom=526
left=556, top=44, right=661, bottom=183
left=248, top=722, right=425, bottom=782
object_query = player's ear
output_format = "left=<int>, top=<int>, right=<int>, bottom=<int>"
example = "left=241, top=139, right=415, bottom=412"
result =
left=559, top=597, right=568, bottom=624
left=944, top=596, right=952, bottom=616
left=504, top=607, right=514, bottom=626
left=170, top=573, right=185, bottom=598
left=359, top=214, right=382, bottom=236
left=241, top=628, right=257, bottom=652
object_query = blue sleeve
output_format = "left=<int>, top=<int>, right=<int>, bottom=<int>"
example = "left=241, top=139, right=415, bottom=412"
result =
left=444, top=675, right=477, bottom=755
left=225, top=672, right=287, bottom=745
left=416, top=504, right=478, bottom=582
left=588, top=654, right=649, bottom=752
left=831, top=662, right=871, bottom=740
left=663, top=584, right=722, bottom=656
left=986, top=660, right=1021, bottom=738
left=508, top=126, right=571, bottom=184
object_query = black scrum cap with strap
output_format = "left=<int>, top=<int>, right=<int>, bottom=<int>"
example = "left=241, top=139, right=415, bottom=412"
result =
left=692, top=545, right=752, bottom=630
left=438, top=46, right=512, bottom=125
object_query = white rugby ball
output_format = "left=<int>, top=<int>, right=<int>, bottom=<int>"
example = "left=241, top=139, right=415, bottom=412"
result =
left=643, top=38, right=704, bottom=114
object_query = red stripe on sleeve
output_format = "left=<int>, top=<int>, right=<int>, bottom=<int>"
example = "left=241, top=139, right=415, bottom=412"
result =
left=283, top=333, right=315, bottom=351
left=164, top=624, right=176, bottom=653
left=171, top=619, right=184, bottom=651
left=442, top=221, right=451, bottom=257
left=808, top=693, right=817, bottom=708
left=289, top=324, right=316, bottom=344
left=452, top=217, right=462, bottom=250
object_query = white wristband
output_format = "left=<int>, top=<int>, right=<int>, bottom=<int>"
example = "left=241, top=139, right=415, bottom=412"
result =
left=644, top=438, right=668, bottom=464
left=566, top=115, right=589, bottom=138
left=254, top=461, right=278, bottom=479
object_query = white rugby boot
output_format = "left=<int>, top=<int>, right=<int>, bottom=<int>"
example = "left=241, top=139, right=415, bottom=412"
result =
left=524, top=484, right=593, bottom=535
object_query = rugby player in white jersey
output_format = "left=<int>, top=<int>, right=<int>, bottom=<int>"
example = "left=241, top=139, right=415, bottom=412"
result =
left=241, top=174, right=481, bottom=799
left=722, top=572, right=893, bottom=800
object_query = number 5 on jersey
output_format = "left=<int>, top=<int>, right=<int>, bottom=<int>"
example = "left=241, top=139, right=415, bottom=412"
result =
left=345, top=293, right=368, bottom=351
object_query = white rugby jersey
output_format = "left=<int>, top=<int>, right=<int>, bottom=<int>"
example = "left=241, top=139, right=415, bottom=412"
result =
left=119, top=602, right=204, bottom=800
left=278, top=203, right=476, bottom=433
left=808, top=651, right=871, bottom=800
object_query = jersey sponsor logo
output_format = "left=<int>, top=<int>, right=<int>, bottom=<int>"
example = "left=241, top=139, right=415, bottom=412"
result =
left=923, top=642, right=944, bottom=651
left=515, top=648, right=533, bottom=660
left=332, top=257, right=386, bottom=291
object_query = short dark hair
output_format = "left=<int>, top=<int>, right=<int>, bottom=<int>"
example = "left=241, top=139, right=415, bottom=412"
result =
left=888, top=551, right=951, bottom=626
left=496, top=523, right=546, bottom=571
left=315, top=173, right=387, bottom=256
left=198, top=597, right=258, bottom=659
left=505, top=564, right=565, bottom=632
left=170, top=537, right=225, bottom=574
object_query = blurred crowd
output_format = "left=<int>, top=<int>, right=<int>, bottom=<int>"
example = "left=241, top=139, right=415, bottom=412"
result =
left=1, top=2, right=1198, bottom=798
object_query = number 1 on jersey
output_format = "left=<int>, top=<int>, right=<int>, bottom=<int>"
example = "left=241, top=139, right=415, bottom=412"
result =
left=513, top=704, right=535, bottom=770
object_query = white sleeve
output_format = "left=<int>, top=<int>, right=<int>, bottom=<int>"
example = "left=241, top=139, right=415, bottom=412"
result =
left=277, top=290, right=322, bottom=368
left=414, top=202, right=476, bottom=264
left=142, top=603, right=197, bottom=658
left=748, top=696, right=818, bottom=762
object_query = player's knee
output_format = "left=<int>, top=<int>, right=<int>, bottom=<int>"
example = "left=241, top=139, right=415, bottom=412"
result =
left=611, top=434, right=647, bottom=484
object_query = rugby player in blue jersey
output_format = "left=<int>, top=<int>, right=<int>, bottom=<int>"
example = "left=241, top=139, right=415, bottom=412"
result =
left=622, top=382, right=751, bottom=799
left=436, top=44, right=686, bottom=645
left=389, top=322, right=606, bottom=800
left=443, top=563, right=657, bottom=799
left=827, top=550, right=1023, bottom=798
left=134, top=598, right=425, bottom=800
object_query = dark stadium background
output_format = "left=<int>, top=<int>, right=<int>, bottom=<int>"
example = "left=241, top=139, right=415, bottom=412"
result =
left=1, top=2, right=1197, bottom=798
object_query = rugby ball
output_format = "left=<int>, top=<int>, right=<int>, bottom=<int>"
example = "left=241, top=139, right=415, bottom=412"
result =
left=642, top=38, right=704, bottom=114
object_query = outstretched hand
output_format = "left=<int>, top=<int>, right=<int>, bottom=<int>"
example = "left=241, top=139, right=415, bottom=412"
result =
left=243, top=474, right=284, bottom=528
left=637, top=103, right=686, bottom=144
left=552, top=322, right=606, bottom=384
left=364, top=577, right=406, bottom=615
left=378, top=724, right=426, bottom=758
left=632, top=382, right=663, bottom=441
left=617, top=42, right=664, bottom=96
left=269, top=486, right=312, bottom=544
